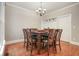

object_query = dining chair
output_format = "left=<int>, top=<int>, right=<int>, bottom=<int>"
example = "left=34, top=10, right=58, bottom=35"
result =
left=41, top=29, right=49, bottom=47
left=23, top=28, right=38, bottom=55
left=31, top=28, right=38, bottom=48
left=25, top=29, right=32, bottom=55
left=41, top=29, right=58, bottom=55
left=47, top=29, right=58, bottom=55
left=56, top=29, right=63, bottom=51
left=23, top=29, right=28, bottom=48
left=27, top=29, right=37, bottom=55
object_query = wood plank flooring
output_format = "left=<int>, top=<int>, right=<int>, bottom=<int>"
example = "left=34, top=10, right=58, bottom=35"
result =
left=4, top=41, right=79, bottom=56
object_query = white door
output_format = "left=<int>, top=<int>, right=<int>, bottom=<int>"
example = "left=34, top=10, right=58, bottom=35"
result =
left=56, top=14, right=71, bottom=42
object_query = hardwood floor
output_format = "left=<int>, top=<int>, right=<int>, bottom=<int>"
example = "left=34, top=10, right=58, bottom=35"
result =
left=4, top=41, right=79, bottom=56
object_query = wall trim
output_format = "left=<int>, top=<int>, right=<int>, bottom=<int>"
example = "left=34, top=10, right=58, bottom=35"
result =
left=61, top=39, right=71, bottom=43
left=61, top=39, right=79, bottom=46
left=5, top=39, right=79, bottom=46
left=70, top=41, right=79, bottom=46
left=6, top=3, right=79, bottom=14
left=6, top=39, right=24, bottom=45
left=6, top=3, right=34, bottom=12
left=48, top=3, right=79, bottom=14
left=0, top=40, right=5, bottom=56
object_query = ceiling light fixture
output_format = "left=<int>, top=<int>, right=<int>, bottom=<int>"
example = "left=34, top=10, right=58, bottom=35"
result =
left=35, top=2, right=46, bottom=16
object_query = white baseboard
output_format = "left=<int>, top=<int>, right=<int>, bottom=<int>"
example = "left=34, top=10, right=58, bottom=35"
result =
left=5, top=39, right=79, bottom=46
left=61, top=39, right=79, bottom=46
left=6, top=39, right=24, bottom=45
left=70, top=41, right=79, bottom=46
left=0, top=40, right=5, bottom=56
left=61, top=39, right=70, bottom=42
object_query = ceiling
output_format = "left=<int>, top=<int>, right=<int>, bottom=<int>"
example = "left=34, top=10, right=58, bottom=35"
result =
left=6, top=2, right=77, bottom=13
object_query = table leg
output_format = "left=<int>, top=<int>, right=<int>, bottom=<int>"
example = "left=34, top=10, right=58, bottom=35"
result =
left=37, top=34, right=41, bottom=54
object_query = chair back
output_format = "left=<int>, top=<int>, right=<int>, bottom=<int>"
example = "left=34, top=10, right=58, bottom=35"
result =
left=30, top=28, right=38, bottom=31
left=23, top=29, right=28, bottom=41
left=48, top=29, right=56, bottom=44
left=23, top=28, right=33, bottom=43
left=26, top=29, right=32, bottom=43
left=48, top=29, right=59, bottom=44
left=56, top=29, right=63, bottom=41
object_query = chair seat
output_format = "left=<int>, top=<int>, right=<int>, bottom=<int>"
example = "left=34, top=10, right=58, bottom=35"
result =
left=41, top=36, right=48, bottom=41
left=41, top=33, right=48, bottom=40
left=42, top=40, right=48, bottom=42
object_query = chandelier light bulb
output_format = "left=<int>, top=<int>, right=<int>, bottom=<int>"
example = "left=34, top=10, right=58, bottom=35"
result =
left=42, top=11, right=45, bottom=13
left=43, top=9, right=46, bottom=11
left=36, top=10, right=39, bottom=12
left=38, top=8, right=42, bottom=10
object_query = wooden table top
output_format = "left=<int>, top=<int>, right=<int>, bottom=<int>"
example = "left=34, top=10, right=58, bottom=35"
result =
left=32, top=30, right=48, bottom=34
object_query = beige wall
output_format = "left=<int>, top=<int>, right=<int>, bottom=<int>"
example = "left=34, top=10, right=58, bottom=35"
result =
left=71, top=4, right=79, bottom=43
left=5, top=4, right=41, bottom=41
left=5, top=3, right=79, bottom=44
left=43, top=3, right=79, bottom=43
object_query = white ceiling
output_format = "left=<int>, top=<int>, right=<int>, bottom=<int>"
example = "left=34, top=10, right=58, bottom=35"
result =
left=6, top=2, right=77, bottom=13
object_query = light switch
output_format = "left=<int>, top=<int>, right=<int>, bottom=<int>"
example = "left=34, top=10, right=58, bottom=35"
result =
left=73, top=37, right=76, bottom=40
left=73, top=26, right=76, bottom=29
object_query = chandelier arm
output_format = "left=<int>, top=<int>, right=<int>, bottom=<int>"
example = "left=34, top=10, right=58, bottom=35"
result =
left=35, top=2, right=46, bottom=16
left=40, top=2, right=42, bottom=9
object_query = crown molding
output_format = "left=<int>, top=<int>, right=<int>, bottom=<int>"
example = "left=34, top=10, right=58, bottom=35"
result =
left=5, top=3, right=34, bottom=12
left=6, top=3, right=79, bottom=14
left=48, top=3, right=79, bottom=14
left=6, top=39, right=24, bottom=45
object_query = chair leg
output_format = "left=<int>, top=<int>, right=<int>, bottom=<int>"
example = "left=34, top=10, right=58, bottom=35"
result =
left=54, top=46, right=57, bottom=54
left=47, top=44, right=49, bottom=56
left=30, top=44, right=33, bottom=56
left=43, top=42, right=44, bottom=48
left=24, top=41, right=26, bottom=47
left=54, top=41, right=57, bottom=54
left=24, top=42, right=25, bottom=47
left=47, top=48, right=49, bottom=56
left=52, top=42, right=55, bottom=53
left=59, top=42, right=61, bottom=51
left=35, top=42, right=37, bottom=48
left=26, top=42, right=28, bottom=50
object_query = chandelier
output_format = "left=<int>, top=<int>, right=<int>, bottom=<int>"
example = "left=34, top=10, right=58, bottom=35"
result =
left=35, top=2, right=46, bottom=16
